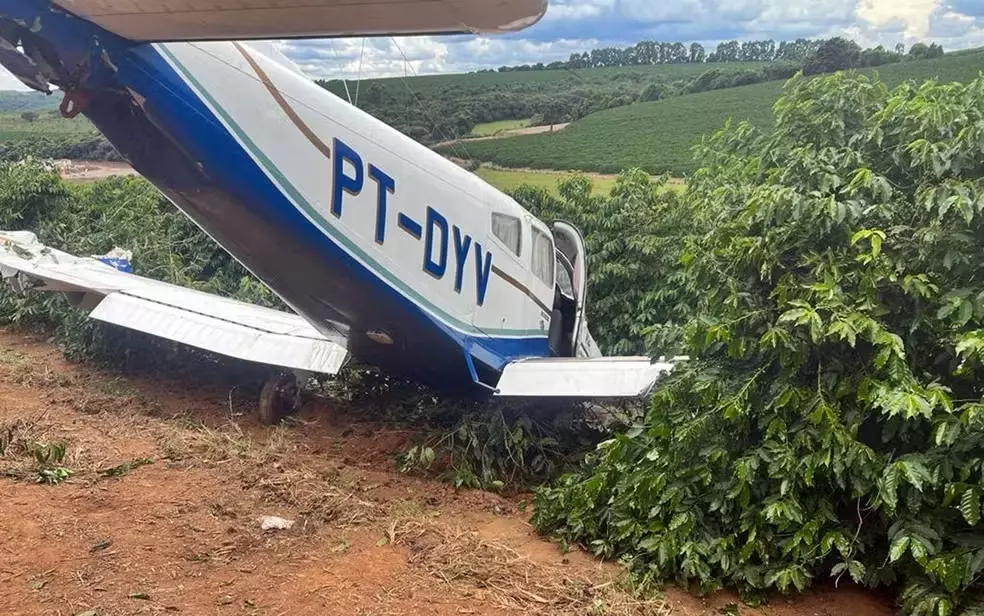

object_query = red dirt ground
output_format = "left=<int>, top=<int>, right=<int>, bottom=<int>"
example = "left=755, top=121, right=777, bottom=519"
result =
left=0, top=330, right=896, bottom=616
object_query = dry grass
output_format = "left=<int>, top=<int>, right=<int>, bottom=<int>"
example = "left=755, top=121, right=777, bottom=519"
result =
left=392, top=520, right=671, bottom=615
left=156, top=420, right=295, bottom=464
left=157, top=419, right=379, bottom=530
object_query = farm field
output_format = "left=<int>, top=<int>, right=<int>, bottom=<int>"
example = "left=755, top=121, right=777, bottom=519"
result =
left=468, top=118, right=532, bottom=137
left=0, top=329, right=895, bottom=616
left=474, top=165, right=684, bottom=196
left=0, top=110, right=99, bottom=141
left=453, top=48, right=984, bottom=176
left=321, top=61, right=769, bottom=99
left=0, top=91, right=60, bottom=113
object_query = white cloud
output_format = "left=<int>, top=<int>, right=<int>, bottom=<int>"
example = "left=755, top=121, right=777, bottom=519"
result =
left=547, top=0, right=615, bottom=20
left=1, top=0, right=983, bottom=90
left=857, top=0, right=941, bottom=37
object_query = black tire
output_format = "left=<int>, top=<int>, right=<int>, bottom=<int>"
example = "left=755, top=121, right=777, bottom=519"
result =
left=258, top=372, right=302, bottom=425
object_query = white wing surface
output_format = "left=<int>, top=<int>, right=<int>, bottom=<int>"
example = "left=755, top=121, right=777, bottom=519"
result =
left=50, top=0, right=548, bottom=41
left=0, top=231, right=349, bottom=375
left=494, top=356, right=684, bottom=398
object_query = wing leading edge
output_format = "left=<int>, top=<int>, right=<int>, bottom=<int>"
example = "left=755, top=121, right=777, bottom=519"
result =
left=49, top=0, right=549, bottom=41
left=0, top=231, right=349, bottom=376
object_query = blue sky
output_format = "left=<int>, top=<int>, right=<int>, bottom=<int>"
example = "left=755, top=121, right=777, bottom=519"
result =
left=277, top=0, right=984, bottom=81
left=0, top=0, right=982, bottom=89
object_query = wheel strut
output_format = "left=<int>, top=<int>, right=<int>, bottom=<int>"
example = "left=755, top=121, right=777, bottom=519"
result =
left=258, top=371, right=303, bottom=425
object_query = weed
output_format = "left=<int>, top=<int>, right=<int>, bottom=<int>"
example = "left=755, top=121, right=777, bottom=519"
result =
left=98, top=457, right=153, bottom=478
left=0, top=420, right=74, bottom=484
left=37, top=466, right=72, bottom=484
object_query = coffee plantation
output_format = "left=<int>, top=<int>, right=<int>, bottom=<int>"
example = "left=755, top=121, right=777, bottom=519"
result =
left=533, top=71, right=984, bottom=615
left=1, top=69, right=983, bottom=615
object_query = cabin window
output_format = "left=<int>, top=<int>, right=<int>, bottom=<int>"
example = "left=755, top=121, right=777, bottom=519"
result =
left=491, top=213, right=521, bottom=256
left=531, top=228, right=554, bottom=287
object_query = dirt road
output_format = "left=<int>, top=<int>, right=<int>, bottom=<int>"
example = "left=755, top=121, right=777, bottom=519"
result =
left=0, top=330, right=892, bottom=616
left=56, top=160, right=139, bottom=182
left=434, top=123, right=570, bottom=150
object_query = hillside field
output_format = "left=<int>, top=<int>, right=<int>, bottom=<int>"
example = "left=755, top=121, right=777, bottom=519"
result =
left=474, top=165, right=685, bottom=196
left=322, top=60, right=769, bottom=99
left=0, top=91, right=60, bottom=113
left=0, top=109, right=99, bottom=142
left=451, top=48, right=984, bottom=175
left=468, top=118, right=532, bottom=137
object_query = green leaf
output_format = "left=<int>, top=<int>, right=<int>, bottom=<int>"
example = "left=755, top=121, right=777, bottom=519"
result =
left=880, top=465, right=901, bottom=512
left=960, top=487, right=981, bottom=525
left=898, top=459, right=932, bottom=491
left=669, top=512, right=690, bottom=531
left=889, top=535, right=910, bottom=563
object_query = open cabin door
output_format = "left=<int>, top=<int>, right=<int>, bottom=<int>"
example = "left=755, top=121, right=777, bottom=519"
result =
left=552, top=221, right=599, bottom=359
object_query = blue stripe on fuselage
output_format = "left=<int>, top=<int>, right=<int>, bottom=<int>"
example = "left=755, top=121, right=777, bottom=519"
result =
left=103, top=42, right=549, bottom=378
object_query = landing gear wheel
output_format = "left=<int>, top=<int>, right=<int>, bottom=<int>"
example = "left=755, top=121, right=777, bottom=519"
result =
left=258, top=372, right=302, bottom=425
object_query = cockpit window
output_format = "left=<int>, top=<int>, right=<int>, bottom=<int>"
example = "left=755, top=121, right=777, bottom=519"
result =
left=491, top=213, right=521, bottom=256
left=532, top=227, right=554, bottom=287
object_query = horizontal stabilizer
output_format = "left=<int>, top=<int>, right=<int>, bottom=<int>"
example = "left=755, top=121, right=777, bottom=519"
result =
left=0, top=231, right=349, bottom=375
left=494, top=356, right=682, bottom=398
left=50, top=0, right=548, bottom=41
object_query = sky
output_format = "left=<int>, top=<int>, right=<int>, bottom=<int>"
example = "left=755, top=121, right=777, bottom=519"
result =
left=0, top=0, right=982, bottom=89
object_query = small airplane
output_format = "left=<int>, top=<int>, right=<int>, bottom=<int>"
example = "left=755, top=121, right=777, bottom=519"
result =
left=0, top=0, right=681, bottom=423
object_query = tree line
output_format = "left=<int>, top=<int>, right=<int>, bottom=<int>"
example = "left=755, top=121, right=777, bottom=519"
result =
left=488, top=37, right=943, bottom=72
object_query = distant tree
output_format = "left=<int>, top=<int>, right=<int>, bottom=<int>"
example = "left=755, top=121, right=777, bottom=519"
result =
left=861, top=45, right=903, bottom=67
left=541, top=100, right=569, bottom=125
left=20, top=111, right=39, bottom=123
left=895, top=42, right=906, bottom=55
left=803, top=37, right=862, bottom=75
left=906, top=42, right=944, bottom=60
left=686, top=68, right=725, bottom=93
left=714, top=40, right=741, bottom=62
left=689, top=42, right=706, bottom=63
left=363, top=83, right=384, bottom=106
left=776, top=38, right=823, bottom=62
left=728, top=69, right=764, bottom=87
left=638, top=82, right=665, bottom=102
left=907, top=42, right=930, bottom=59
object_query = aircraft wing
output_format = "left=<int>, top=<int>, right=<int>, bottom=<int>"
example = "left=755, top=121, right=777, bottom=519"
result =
left=49, top=0, right=548, bottom=41
left=0, top=231, right=349, bottom=376
left=493, top=356, right=684, bottom=398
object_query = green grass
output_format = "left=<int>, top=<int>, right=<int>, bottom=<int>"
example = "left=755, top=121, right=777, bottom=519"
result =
left=468, top=119, right=532, bottom=137
left=0, top=110, right=99, bottom=142
left=453, top=50, right=984, bottom=176
left=474, top=165, right=684, bottom=197
left=475, top=166, right=617, bottom=196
